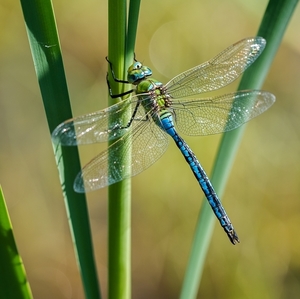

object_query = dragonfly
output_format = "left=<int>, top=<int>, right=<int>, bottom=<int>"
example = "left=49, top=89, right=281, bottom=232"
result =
left=52, top=37, right=275, bottom=244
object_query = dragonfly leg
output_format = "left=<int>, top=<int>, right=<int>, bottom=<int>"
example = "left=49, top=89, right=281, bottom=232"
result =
left=106, top=73, right=134, bottom=98
left=105, top=57, right=134, bottom=98
left=105, top=57, right=129, bottom=84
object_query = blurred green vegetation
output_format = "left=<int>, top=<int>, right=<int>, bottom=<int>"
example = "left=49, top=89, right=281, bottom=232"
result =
left=1, top=0, right=300, bottom=298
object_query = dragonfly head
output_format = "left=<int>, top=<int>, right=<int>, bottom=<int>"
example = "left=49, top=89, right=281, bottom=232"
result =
left=127, top=61, right=152, bottom=85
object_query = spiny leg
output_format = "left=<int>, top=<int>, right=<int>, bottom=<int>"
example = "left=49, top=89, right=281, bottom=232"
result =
left=105, top=57, right=134, bottom=98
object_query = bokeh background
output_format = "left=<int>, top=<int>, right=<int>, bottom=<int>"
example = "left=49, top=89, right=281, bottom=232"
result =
left=1, top=0, right=300, bottom=298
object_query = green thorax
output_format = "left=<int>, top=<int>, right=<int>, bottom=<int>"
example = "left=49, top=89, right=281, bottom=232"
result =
left=137, top=78, right=170, bottom=117
left=127, top=61, right=172, bottom=124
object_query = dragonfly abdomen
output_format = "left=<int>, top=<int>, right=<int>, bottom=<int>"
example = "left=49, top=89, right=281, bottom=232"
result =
left=160, top=112, right=239, bottom=244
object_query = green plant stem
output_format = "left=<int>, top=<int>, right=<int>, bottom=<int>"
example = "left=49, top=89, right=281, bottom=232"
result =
left=0, top=186, right=33, bottom=299
left=19, top=1, right=101, bottom=298
left=180, top=0, right=299, bottom=298
left=107, top=1, right=130, bottom=299
left=107, top=1, right=140, bottom=297
left=126, top=0, right=141, bottom=65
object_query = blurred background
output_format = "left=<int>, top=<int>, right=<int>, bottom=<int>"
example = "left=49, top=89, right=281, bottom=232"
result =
left=1, top=0, right=300, bottom=298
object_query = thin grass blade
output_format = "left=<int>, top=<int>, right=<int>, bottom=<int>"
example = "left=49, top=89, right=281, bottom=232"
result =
left=19, top=0, right=101, bottom=298
left=180, top=0, right=299, bottom=298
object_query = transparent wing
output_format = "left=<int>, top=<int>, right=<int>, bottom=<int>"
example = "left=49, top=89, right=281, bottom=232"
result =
left=172, top=90, right=275, bottom=136
left=51, top=97, right=140, bottom=145
left=165, top=37, right=266, bottom=98
left=73, top=106, right=169, bottom=192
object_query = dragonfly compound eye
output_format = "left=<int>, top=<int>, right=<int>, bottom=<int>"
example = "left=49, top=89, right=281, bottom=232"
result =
left=128, top=72, right=143, bottom=84
left=128, top=65, right=152, bottom=84
left=133, top=62, right=142, bottom=69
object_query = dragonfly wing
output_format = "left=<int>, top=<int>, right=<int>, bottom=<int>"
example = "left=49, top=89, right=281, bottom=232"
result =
left=74, top=108, right=169, bottom=192
left=51, top=97, right=139, bottom=145
left=172, top=90, right=275, bottom=136
left=165, top=37, right=266, bottom=98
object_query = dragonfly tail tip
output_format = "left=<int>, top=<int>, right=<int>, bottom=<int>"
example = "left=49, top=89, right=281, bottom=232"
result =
left=228, top=230, right=240, bottom=245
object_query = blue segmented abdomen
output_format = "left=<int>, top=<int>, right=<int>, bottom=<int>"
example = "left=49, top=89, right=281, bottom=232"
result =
left=159, top=111, right=239, bottom=244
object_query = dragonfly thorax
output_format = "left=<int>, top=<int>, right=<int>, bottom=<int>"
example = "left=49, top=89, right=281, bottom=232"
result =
left=135, top=78, right=163, bottom=94
left=136, top=78, right=172, bottom=121
left=127, top=61, right=152, bottom=85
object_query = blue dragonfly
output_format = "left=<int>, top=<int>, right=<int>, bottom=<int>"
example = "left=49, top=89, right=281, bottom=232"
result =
left=52, top=37, right=275, bottom=244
